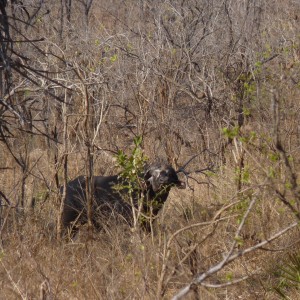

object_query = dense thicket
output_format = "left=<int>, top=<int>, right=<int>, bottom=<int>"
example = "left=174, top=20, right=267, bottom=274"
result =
left=1, top=1, right=300, bottom=299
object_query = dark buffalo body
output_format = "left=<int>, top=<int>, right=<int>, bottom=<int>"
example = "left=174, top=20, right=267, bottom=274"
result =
left=62, top=164, right=185, bottom=230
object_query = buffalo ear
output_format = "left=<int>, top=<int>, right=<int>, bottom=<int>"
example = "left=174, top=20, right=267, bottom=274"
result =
left=144, top=163, right=155, bottom=178
left=144, top=167, right=153, bottom=181
left=144, top=166, right=161, bottom=191
left=144, top=165, right=160, bottom=181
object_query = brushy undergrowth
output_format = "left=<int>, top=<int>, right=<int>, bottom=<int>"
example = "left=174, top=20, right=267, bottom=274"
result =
left=1, top=1, right=300, bottom=299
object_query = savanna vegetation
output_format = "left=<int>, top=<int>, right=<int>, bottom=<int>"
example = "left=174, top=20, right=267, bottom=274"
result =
left=1, top=0, right=300, bottom=299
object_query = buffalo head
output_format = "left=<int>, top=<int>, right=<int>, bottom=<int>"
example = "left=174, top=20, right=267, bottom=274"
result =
left=144, top=164, right=186, bottom=192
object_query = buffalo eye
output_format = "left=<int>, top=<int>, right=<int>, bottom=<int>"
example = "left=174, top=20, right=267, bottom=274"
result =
left=160, top=170, right=167, bottom=177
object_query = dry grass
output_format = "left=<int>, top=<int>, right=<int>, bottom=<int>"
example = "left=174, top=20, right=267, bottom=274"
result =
left=1, top=155, right=300, bottom=299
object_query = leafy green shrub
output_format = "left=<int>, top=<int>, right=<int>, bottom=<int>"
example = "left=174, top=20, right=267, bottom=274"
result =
left=115, top=136, right=149, bottom=229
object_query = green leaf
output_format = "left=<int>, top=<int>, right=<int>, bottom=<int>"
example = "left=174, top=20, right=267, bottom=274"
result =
left=110, top=54, right=118, bottom=63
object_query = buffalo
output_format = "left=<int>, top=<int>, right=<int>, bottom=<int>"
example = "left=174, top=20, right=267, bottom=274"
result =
left=62, top=163, right=185, bottom=233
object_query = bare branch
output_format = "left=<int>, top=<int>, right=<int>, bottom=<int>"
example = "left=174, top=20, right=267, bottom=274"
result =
left=172, top=221, right=299, bottom=300
left=201, top=275, right=249, bottom=288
